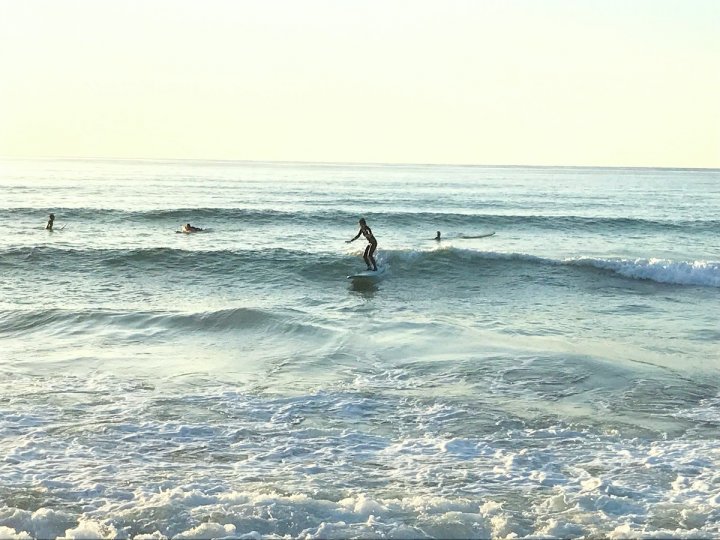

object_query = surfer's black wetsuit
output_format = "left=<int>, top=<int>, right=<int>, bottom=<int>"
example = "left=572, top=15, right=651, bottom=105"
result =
left=349, top=221, right=378, bottom=271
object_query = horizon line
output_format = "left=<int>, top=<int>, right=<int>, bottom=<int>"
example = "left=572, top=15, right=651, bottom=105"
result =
left=1, top=155, right=718, bottom=172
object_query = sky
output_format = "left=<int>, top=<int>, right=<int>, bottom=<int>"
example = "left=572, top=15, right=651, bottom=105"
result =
left=0, top=0, right=718, bottom=167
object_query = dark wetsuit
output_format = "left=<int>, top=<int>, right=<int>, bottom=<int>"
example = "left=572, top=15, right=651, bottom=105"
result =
left=358, top=224, right=377, bottom=270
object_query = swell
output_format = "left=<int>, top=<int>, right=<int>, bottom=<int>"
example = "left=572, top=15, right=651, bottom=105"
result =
left=4, top=246, right=719, bottom=288
left=382, top=248, right=720, bottom=288
left=1, top=207, right=717, bottom=233
left=0, top=247, right=351, bottom=290
left=0, top=307, right=324, bottom=339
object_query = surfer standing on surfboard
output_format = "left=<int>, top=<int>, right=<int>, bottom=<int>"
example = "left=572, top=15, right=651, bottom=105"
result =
left=346, top=218, right=378, bottom=271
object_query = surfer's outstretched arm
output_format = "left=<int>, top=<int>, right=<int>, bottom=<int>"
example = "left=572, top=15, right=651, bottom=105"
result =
left=346, top=230, right=361, bottom=243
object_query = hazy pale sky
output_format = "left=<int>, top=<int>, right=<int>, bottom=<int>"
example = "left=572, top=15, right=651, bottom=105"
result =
left=1, top=0, right=718, bottom=167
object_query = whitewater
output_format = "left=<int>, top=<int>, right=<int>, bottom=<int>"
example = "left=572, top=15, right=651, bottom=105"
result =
left=0, top=159, right=719, bottom=539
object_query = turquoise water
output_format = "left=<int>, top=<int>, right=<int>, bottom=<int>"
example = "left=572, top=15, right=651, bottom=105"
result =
left=1, top=159, right=719, bottom=538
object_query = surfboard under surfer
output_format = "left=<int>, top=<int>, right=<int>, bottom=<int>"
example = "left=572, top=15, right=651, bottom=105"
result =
left=347, top=218, right=378, bottom=271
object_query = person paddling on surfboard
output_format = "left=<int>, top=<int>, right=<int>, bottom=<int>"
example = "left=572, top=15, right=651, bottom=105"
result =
left=45, top=213, right=55, bottom=230
left=346, top=218, right=378, bottom=271
left=182, top=223, right=203, bottom=233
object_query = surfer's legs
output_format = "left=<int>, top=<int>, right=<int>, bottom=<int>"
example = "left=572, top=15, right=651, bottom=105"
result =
left=363, top=245, right=372, bottom=270
left=367, top=243, right=377, bottom=271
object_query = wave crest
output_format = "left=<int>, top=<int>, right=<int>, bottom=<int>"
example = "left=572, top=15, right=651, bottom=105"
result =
left=381, top=247, right=720, bottom=288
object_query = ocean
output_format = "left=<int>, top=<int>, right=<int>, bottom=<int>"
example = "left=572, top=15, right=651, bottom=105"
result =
left=0, top=158, right=719, bottom=539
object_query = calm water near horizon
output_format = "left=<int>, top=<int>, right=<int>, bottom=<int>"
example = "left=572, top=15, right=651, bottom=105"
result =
left=1, top=158, right=719, bottom=538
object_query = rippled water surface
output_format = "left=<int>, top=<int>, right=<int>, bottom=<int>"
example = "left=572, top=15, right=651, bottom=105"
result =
left=1, top=159, right=719, bottom=539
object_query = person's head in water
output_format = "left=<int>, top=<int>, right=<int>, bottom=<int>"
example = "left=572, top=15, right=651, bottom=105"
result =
left=186, top=223, right=192, bottom=228
left=435, top=231, right=441, bottom=240
left=359, top=218, right=366, bottom=227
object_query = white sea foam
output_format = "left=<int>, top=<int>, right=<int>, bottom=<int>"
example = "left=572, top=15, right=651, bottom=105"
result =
left=0, top=373, right=715, bottom=539
left=1, top=427, right=720, bottom=538
left=2, top=473, right=719, bottom=539
left=573, top=256, right=720, bottom=287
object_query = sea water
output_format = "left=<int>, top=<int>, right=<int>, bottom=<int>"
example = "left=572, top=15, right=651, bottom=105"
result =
left=0, top=159, right=719, bottom=539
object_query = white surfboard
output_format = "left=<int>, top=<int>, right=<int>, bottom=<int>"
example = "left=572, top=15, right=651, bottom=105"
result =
left=458, top=231, right=495, bottom=239
left=347, top=266, right=386, bottom=280
left=176, top=228, right=210, bottom=234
